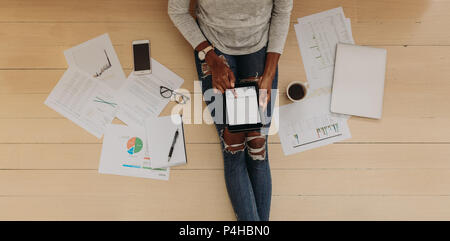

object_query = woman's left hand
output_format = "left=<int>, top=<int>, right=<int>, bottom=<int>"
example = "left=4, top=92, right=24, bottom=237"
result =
left=258, top=52, right=281, bottom=111
left=258, top=74, right=274, bottom=111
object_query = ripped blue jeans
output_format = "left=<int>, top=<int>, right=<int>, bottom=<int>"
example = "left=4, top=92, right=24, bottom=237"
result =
left=194, top=46, right=278, bottom=221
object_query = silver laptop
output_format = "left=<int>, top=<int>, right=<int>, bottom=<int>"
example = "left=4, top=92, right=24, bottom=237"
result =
left=331, top=43, right=387, bottom=119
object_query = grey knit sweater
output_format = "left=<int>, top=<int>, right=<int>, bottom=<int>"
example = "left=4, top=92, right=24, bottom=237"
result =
left=168, top=0, right=293, bottom=55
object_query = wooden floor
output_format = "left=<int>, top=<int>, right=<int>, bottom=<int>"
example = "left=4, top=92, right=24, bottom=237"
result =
left=1, top=0, right=450, bottom=220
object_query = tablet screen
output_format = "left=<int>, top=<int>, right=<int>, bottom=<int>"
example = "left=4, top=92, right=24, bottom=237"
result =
left=225, top=86, right=261, bottom=126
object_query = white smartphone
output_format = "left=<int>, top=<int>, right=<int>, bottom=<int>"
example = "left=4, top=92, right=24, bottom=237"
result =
left=132, top=40, right=151, bottom=75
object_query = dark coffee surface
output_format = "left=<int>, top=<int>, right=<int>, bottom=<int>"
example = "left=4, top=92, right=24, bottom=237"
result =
left=288, top=84, right=305, bottom=100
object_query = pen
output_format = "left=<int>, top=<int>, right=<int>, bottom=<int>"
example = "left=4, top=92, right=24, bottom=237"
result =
left=168, top=129, right=179, bottom=162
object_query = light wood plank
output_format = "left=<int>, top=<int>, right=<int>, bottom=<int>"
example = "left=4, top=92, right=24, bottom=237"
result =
left=2, top=195, right=450, bottom=220
left=0, top=119, right=102, bottom=144
left=0, top=195, right=234, bottom=221
left=274, top=169, right=450, bottom=196
left=271, top=195, right=450, bottom=221
left=1, top=143, right=450, bottom=170
left=0, top=170, right=230, bottom=196
left=1, top=170, right=450, bottom=196
left=353, top=0, right=450, bottom=45
left=0, top=70, right=65, bottom=94
left=0, top=0, right=173, bottom=23
left=0, top=22, right=195, bottom=69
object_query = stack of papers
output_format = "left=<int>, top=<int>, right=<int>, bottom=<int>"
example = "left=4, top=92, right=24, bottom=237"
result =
left=45, top=33, right=185, bottom=180
left=45, top=34, right=125, bottom=138
left=278, top=7, right=354, bottom=155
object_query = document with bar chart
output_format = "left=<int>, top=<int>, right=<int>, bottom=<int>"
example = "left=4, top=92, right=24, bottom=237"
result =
left=278, top=93, right=351, bottom=155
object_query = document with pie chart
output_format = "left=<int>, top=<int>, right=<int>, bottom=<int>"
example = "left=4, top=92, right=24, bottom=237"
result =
left=99, top=124, right=170, bottom=180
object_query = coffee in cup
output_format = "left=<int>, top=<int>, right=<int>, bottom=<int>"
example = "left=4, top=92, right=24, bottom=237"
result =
left=286, top=81, right=308, bottom=102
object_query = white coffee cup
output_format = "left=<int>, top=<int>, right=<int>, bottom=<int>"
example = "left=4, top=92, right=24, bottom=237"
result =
left=286, top=81, right=309, bottom=102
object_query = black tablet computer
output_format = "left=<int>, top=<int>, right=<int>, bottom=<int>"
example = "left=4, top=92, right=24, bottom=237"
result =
left=223, top=82, right=263, bottom=133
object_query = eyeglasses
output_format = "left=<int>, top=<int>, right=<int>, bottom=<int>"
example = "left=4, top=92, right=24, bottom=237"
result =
left=160, top=86, right=190, bottom=104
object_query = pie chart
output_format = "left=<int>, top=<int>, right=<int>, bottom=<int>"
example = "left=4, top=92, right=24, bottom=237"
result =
left=126, top=137, right=143, bottom=155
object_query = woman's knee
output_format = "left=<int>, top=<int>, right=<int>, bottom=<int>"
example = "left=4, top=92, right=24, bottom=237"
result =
left=246, top=131, right=266, bottom=160
left=222, top=128, right=246, bottom=153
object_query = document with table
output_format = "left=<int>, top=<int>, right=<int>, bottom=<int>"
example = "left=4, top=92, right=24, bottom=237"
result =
left=45, top=66, right=117, bottom=138
left=116, top=59, right=184, bottom=127
left=294, top=7, right=354, bottom=90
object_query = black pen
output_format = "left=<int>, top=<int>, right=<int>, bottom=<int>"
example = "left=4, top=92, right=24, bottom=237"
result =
left=168, top=129, right=179, bottom=162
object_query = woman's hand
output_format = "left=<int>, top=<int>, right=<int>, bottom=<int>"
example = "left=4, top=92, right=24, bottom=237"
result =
left=205, top=52, right=235, bottom=94
left=258, top=52, right=281, bottom=110
left=258, top=74, right=274, bottom=110
left=196, top=41, right=235, bottom=94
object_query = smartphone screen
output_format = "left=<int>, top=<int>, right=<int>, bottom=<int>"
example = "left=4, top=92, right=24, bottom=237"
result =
left=133, top=43, right=151, bottom=71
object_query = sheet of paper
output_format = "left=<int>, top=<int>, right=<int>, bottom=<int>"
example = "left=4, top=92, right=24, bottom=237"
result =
left=225, top=86, right=260, bottom=125
left=45, top=66, right=117, bottom=138
left=278, top=93, right=351, bottom=155
left=116, top=58, right=184, bottom=127
left=64, top=33, right=126, bottom=91
left=99, top=124, right=170, bottom=180
left=295, top=7, right=354, bottom=90
left=145, top=114, right=187, bottom=169
left=345, top=18, right=352, bottom=37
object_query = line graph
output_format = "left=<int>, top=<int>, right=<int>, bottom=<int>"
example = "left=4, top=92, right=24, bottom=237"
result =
left=93, top=50, right=112, bottom=78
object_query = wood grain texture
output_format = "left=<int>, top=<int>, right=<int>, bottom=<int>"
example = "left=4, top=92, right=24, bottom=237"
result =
left=1, top=170, right=450, bottom=196
left=0, top=0, right=448, bottom=220
left=2, top=144, right=450, bottom=170
left=3, top=195, right=450, bottom=221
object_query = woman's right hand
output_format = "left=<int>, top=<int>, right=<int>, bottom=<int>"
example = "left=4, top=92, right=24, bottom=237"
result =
left=205, top=51, right=235, bottom=94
